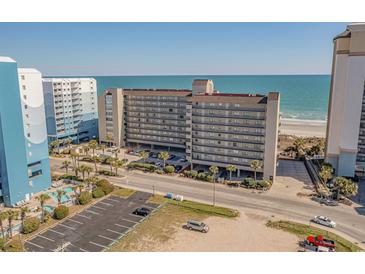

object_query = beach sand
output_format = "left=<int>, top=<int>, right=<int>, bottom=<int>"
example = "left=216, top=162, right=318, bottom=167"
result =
left=280, top=118, right=327, bottom=138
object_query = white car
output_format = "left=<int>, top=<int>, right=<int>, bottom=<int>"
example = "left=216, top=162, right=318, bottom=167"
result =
left=312, top=216, right=336, bottom=228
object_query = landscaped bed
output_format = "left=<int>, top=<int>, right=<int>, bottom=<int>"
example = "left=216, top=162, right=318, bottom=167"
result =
left=266, top=220, right=363, bottom=252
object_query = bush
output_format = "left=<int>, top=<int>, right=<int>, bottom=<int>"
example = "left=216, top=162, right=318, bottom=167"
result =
left=58, top=174, right=81, bottom=181
left=155, top=169, right=164, bottom=174
left=78, top=191, right=92, bottom=205
left=92, top=187, right=105, bottom=198
left=0, top=237, right=6, bottom=250
left=22, top=217, right=40, bottom=234
left=96, top=179, right=114, bottom=194
left=164, top=165, right=175, bottom=174
left=53, top=205, right=69, bottom=220
left=97, top=170, right=116, bottom=176
left=128, top=162, right=157, bottom=172
left=257, top=180, right=271, bottom=189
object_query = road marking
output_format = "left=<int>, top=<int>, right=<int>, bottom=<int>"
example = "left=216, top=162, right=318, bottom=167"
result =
left=105, top=197, right=121, bottom=203
left=49, top=228, right=64, bottom=236
left=58, top=223, right=76, bottom=230
left=98, top=234, right=115, bottom=241
left=89, top=241, right=107, bottom=249
left=69, top=243, right=88, bottom=252
left=67, top=218, right=83, bottom=225
left=26, top=241, right=44, bottom=249
left=107, top=228, right=122, bottom=235
left=122, top=218, right=138, bottom=224
left=77, top=213, right=92, bottom=219
left=99, top=201, right=113, bottom=207
left=38, top=234, right=55, bottom=242
left=143, top=205, right=157, bottom=210
left=115, top=223, right=130, bottom=229
left=85, top=209, right=100, bottom=215
left=92, top=205, right=106, bottom=211
left=129, top=213, right=143, bottom=219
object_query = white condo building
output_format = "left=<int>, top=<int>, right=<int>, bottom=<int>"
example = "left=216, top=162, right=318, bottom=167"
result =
left=326, top=23, right=365, bottom=177
left=42, top=78, right=99, bottom=143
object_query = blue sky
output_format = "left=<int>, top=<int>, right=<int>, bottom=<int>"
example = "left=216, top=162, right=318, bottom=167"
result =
left=0, top=22, right=348, bottom=76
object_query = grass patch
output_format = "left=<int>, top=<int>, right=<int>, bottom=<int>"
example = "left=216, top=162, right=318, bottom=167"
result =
left=113, top=188, right=136, bottom=198
left=147, top=194, right=239, bottom=218
left=267, top=220, right=363, bottom=252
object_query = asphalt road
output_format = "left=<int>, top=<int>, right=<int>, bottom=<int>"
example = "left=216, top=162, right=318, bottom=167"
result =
left=51, top=158, right=365, bottom=245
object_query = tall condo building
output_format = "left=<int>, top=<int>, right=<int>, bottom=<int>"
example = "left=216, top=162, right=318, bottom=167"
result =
left=326, top=23, right=365, bottom=177
left=99, top=80, right=280, bottom=181
left=0, top=57, right=51, bottom=206
left=42, top=78, right=98, bottom=143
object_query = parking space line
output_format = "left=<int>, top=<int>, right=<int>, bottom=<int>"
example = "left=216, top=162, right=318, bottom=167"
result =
left=114, top=223, right=130, bottom=229
left=107, top=228, right=122, bottom=235
left=85, top=209, right=100, bottom=215
left=98, top=234, right=115, bottom=241
left=58, top=223, right=76, bottom=230
left=99, top=201, right=113, bottom=207
left=49, top=228, right=64, bottom=236
left=122, top=218, right=138, bottom=224
left=67, top=218, right=83, bottom=225
left=89, top=241, right=107, bottom=249
left=105, top=197, right=121, bottom=203
left=129, top=213, right=143, bottom=219
left=92, top=205, right=106, bottom=211
left=143, top=205, right=157, bottom=210
left=38, top=234, right=55, bottom=242
left=77, top=213, right=92, bottom=220
left=26, top=241, right=44, bottom=249
left=69, top=243, right=88, bottom=252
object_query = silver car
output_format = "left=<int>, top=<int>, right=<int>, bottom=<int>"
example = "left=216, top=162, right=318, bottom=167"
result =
left=186, top=220, right=209, bottom=233
left=312, top=216, right=336, bottom=228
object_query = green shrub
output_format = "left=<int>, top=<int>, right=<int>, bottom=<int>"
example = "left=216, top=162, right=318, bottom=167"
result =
left=164, top=165, right=175, bottom=174
left=155, top=169, right=164, bottom=174
left=206, top=175, right=214, bottom=182
left=92, top=187, right=105, bottom=198
left=22, top=217, right=40, bottom=234
left=128, top=162, right=157, bottom=172
left=53, top=205, right=69, bottom=220
left=97, top=170, right=116, bottom=176
left=257, top=180, right=271, bottom=189
left=78, top=191, right=92, bottom=205
left=0, top=237, right=6, bottom=250
left=96, top=179, right=114, bottom=194
left=58, top=174, right=81, bottom=181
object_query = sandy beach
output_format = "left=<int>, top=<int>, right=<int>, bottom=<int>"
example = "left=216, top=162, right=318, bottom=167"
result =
left=280, top=118, right=327, bottom=138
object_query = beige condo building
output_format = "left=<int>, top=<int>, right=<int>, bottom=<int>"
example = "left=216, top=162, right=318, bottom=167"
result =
left=98, top=80, right=280, bottom=181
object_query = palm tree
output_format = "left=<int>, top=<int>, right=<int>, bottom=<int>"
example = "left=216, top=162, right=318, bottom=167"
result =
left=64, top=137, right=73, bottom=149
left=91, top=155, right=101, bottom=173
left=138, top=151, right=149, bottom=163
left=293, top=137, right=305, bottom=158
left=106, top=157, right=115, bottom=173
left=106, top=134, right=113, bottom=147
left=0, top=211, right=9, bottom=239
left=319, top=165, right=332, bottom=183
left=78, top=183, right=85, bottom=194
left=334, top=177, right=358, bottom=198
left=78, top=165, right=88, bottom=181
left=112, top=148, right=120, bottom=159
left=20, top=206, right=29, bottom=232
left=250, top=160, right=263, bottom=181
left=209, top=165, right=219, bottom=183
left=113, top=159, right=128, bottom=176
left=56, top=189, right=66, bottom=205
left=50, top=139, right=62, bottom=154
left=100, top=144, right=106, bottom=154
left=70, top=151, right=80, bottom=170
left=62, top=160, right=71, bottom=174
left=74, top=166, right=81, bottom=178
left=6, top=210, right=19, bottom=239
left=158, top=151, right=170, bottom=167
left=83, top=145, right=90, bottom=156
left=88, top=140, right=98, bottom=156
left=85, top=166, right=93, bottom=179
left=36, top=193, right=50, bottom=223
left=226, top=165, right=237, bottom=182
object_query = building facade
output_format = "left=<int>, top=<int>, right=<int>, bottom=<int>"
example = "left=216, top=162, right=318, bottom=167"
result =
left=326, top=23, right=365, bottom=177
left=98, top=80, right=280, bottom=180
left=42, top=78, right=99, bottom=143
left=0, top=57, right=51, bottom=206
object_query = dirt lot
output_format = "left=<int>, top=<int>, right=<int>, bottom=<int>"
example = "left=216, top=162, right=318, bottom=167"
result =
left=109, top=203, right=299, bottom=252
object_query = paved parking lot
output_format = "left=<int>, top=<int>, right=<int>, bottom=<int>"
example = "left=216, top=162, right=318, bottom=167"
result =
left=24, top=191, right=159, bottom=252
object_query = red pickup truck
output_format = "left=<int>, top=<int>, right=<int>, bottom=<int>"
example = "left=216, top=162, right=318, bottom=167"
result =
left=307, top=235, right=336, bottom=249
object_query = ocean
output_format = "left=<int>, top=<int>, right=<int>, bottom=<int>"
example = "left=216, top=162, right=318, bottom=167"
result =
left=60, top=75, right=331, bottom=121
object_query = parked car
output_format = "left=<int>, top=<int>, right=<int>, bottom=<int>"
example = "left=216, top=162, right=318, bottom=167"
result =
left=306, top=235, right=336, bottom=250
left=168, top=155, right=176, bottom=160
left=133, top=207, right=151, bottom=217
left=165, top=192, right=174, bottom=199
left=174, top=195, right=184, bottom=201
left=175, top=165, right=183, bottom=173
left=186, top=220, right=209, bottom=233
left=311, top=216, right=336, bottom=228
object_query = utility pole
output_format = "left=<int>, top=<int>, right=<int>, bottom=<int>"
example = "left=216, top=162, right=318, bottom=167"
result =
left=152, top=185, right=155, bottom=196
left=213, top=180, right=216, bottom=206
